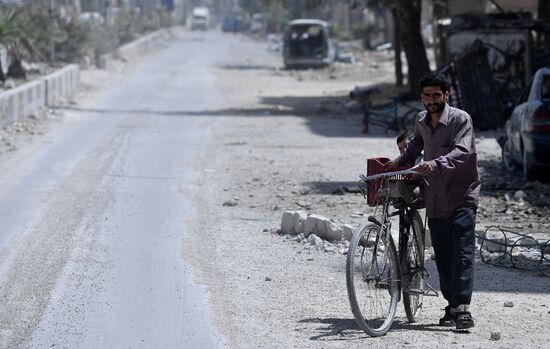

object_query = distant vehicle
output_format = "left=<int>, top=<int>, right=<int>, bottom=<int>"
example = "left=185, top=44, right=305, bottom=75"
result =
left=191, top=6, right=210, bottom=30
left=283, top=19, right=336, bottom=69
left=250, top=13, right=266, bottom=33
left=222, top=15, right=240, bottom=33
left=501, top=66, right=550, bottom=180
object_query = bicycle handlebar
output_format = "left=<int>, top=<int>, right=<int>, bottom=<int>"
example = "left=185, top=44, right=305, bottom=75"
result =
left=359, top=166, right=420, bottom=183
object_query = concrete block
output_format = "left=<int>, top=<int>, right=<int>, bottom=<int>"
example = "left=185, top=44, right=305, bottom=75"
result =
left=281, top=211, right=295, bottom=234
left=303, top=214, right=342, bottom=241
left=342, top=224, right=355, bottom=241
left=292, top=211, right=307, bottom=235
left=42, top=64, right=80, bottom=106
left=0, top=79, right=46, bottom=127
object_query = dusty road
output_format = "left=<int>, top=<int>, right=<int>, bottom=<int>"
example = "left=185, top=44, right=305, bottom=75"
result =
left=0, top=31, right=227, bottom=348
left=0, top=29, right=548, bottom=349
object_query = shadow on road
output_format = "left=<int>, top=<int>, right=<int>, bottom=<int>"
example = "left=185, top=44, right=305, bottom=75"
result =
left=62, top=94, right=399, bottom=139
left=297, top=317, right=449, bottom=342
left=297, top=317, right=366, bottom=341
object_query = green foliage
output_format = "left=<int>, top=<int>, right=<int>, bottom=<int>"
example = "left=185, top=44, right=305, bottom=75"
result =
left=54, top=18, right=90, bottom=63
left=0, top=7, right=39, bottom=58
left=0, top=7, right=41, bottom=78
left=117, top=10, right=138, bottom=44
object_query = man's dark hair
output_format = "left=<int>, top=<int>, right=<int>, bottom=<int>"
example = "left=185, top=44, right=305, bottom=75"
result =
left=396, top=131, right=413, bottom=144
left=419, top=72, right=450, bottom=93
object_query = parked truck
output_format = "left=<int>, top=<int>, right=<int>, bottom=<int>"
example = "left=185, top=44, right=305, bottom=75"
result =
left=191, top=6, right=210, bottom=30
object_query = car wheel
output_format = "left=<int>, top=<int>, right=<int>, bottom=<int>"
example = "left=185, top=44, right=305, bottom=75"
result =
left=501, top=139, right=516, bottom=172
left=522, top=147, right=536, bottom=181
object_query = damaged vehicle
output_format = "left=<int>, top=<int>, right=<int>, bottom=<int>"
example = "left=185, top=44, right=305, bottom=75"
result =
left=501, top=67, right=550, bottom=181
left=283, top=19, right=336, bottom=69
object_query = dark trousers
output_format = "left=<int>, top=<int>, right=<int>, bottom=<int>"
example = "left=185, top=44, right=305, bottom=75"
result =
left=428, top=207, right=476, bottom=308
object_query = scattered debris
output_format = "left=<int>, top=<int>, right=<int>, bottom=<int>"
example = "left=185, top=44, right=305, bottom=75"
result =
left=223, top=199, right=238, bottom=207
left=490, top=331, right=502, bottom=341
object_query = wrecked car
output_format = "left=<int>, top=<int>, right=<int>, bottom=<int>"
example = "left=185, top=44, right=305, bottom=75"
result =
left=283, top=19, right=336, bottom=69
left=501, top=66, right=550, bottom=181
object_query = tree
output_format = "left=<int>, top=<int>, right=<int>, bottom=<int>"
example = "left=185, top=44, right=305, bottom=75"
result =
left=366, top=0, right=430, bottom=92
left=393, top=0, right=430, bottom=93
left=0, top=8, right=39, bottom=79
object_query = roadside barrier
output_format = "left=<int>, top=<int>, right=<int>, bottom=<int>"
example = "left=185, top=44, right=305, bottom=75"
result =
left=0, top=64, right=81, bottom=128
left=98, top=27, right=173, bottom=70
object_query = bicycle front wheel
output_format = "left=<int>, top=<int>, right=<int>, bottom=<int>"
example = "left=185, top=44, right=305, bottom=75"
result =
left=346, top=223, right=400, bottom=337
left=402, top=210, right=426, bottom=323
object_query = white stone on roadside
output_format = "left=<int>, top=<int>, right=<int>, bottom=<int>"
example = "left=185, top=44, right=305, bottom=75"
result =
left=514, top=190, right=526, bottom=201
left=281, top=211, right=295, bottom=234
left=293, top=233, right=304, bottom=243
left=324, top=242, right=336, bottom=253
left=504, top=301, right=514, bottom=307
left=303, top=214, right=342, bottom=241
left=490, top=332, right=501, bottom=341
left=292, top=211, right=307, bottom=235
left=308, top=234, right=323, bottom=247
left=223, top=199, right=238, bottom=207
left=342, top=224, right=355, bottom=241
left=303, top=214, right=320, bottom=237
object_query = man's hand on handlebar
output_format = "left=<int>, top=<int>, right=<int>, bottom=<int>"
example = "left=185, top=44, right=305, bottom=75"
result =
left=384, top=160, right=399, bottom=172
left=415, top=161, right=434, bottom=176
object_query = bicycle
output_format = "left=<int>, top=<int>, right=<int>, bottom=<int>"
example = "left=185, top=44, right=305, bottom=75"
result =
left=345, top=158, right=438, bottom=337
left=348, top=86, right=422, bottom=134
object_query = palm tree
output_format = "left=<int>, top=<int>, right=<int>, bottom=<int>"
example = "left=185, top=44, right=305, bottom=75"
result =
left=0, top=7, right=39, bottom=80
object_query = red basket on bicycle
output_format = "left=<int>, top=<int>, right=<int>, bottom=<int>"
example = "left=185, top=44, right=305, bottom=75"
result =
left=366, top=157, right=423, bottom=207
left=367, top=157, right=390, bottom=206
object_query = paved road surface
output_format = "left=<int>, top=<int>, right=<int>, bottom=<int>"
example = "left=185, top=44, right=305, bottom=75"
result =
left=0, top=31, right=228, bottom=348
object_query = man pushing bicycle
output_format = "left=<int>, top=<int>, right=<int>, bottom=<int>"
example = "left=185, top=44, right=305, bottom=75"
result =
left=385, top=73, right=481, bottom=331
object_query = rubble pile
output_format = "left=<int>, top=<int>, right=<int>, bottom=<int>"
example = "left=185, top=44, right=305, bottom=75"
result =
left=279, top=210, right=355, bottom=254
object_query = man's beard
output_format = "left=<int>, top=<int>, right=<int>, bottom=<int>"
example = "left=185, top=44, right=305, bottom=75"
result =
left=424, top=101, right=446, bottom=114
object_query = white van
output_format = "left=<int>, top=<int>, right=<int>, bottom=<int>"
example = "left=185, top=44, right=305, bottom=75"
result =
left=191, top=7, right=210, bottom=30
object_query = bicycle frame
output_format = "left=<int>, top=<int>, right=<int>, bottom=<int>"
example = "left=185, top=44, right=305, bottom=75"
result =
left=359, top=169, right=438, bottom=298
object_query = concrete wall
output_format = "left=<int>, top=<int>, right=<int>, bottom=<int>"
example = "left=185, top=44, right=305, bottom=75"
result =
left=0, top=64, right=81, bottom=127
left=42, top=64, right=81, bottom=106
left=0, top=80, right=46, bottom=125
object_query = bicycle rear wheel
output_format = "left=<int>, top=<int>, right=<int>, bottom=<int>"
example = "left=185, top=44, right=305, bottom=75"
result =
left=346, top=223, right=400, bottom=336
left=402, top=211, right=426, bottom=322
